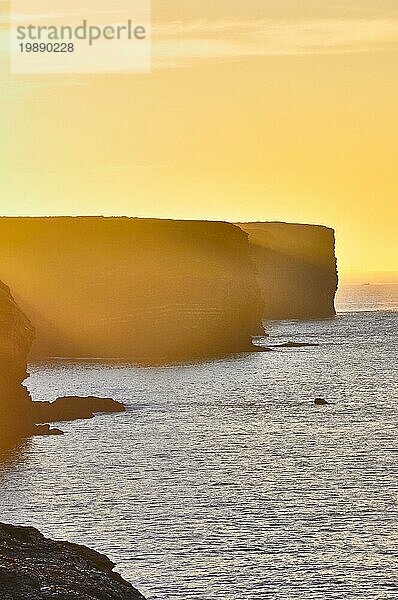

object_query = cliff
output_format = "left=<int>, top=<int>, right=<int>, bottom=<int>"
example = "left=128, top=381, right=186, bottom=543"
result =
left=0, top=522, right=146, bottom=599
left=1, top=278, right=127, bottom=447
left=0, top=281, right=35, bottom=446
left=0, top=217, right=263, bottom=363
left=237, top=222, right=338, bottom=320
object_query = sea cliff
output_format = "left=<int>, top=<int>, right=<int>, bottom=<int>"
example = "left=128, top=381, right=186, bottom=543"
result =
left=0, top=281, right=35, bottom=446
left=237, top=222, right=338, bottom=320
left=0, top=217, right=263, bottom=363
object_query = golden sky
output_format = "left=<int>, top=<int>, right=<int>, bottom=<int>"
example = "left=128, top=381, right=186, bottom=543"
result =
left=1, top=0, right=398, bottom=282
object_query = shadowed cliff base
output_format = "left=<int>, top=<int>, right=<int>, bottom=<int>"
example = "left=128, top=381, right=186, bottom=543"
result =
left=236, top=222, right=338, bottom=320
left=0, top=522, right=146, bottom=600
left=0, top=217, right=263, bottom=364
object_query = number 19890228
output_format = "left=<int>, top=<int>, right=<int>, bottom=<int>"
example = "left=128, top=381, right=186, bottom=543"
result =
left=19, top=42, right=74, bottom=52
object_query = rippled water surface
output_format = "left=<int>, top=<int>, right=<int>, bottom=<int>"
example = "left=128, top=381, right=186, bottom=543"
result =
left=0, top=285, right=397, bottom=599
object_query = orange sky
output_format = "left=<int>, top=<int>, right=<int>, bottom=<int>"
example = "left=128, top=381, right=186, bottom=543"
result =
left=1, top=0, right=397, bottom=283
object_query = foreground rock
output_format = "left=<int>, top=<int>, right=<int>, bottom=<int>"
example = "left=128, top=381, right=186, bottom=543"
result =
left=33, top=396, right=125, bottom=423
left=237, top=222, right=338, bottom=320
left=0, top=522, right=146, bottom=600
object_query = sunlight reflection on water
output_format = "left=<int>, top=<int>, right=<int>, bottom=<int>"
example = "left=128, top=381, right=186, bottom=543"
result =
left=0, top=287, right=397, bottom=599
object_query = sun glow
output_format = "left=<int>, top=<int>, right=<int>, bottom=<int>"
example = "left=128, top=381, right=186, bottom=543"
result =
left=1, top=0, right=397, bottom=282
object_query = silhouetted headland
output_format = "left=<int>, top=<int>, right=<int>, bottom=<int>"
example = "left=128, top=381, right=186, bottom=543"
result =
left=0, top=217, right=263, bottom=363
left=0, top=522, right=146, bottom=599
left=237, top=222, right=338, bottom=319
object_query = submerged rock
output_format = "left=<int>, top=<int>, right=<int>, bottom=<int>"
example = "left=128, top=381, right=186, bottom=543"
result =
left=0, top=522, right=146, bottom=599
left=33, top=396, right=125, bottom=423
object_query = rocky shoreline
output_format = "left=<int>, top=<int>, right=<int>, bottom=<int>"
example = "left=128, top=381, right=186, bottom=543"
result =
left=0, top=522, right=146, bottom=599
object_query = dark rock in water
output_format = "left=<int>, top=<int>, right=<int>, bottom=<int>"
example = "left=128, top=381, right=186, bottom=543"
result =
left=315, top=398, right=328, bottom=405
left=58, top=395, right=125, bottom=413
left=33, top=396, right=125, bottom=423
left=33, top=424, right=64, bottom=436
left=274, top=341, right=319, bottom=348
left=0, top=522, right=146, bottom=599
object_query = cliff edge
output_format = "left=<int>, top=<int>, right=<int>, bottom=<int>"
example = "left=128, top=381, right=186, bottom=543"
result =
left=237, top=222, right=338, bottom=320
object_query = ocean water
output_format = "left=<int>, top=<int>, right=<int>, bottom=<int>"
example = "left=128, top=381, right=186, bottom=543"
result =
left=0, top=284, right=397, bottom=599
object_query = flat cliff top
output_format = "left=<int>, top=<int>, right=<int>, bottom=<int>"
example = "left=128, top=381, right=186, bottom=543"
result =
left=0, top=216, right=249, bottom=248
left=0, top=215, right=242, bottom=232
left=236, top=221, right=335, bottom=232
left=1, top=216, right=227, bottom=223
left=0, top=522, right=145, bottom=599
left=236, top=221, right=336, bottom=264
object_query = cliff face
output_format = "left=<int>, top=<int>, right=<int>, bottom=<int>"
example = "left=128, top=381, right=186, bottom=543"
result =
left=0, top=217, right=263, bottom=363
left=0, top=281, right=35, bottom=446
left=237, top=222, right=338, bottom=320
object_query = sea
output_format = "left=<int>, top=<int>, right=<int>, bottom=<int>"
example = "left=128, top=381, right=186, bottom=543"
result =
left=0, top=284, right=397, bottom=599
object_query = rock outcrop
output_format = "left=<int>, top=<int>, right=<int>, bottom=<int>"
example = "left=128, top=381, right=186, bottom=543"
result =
left=0, top=281, right=36, bottom=446
left=0, top=217, right=263, bottom=363
left=315, top=398, right=328, bottom=405
left=33, top=396, right=125, bottom=423
left=0, top=522, right=145, bottom=599
left=237, top=222, right=338, bottom=320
